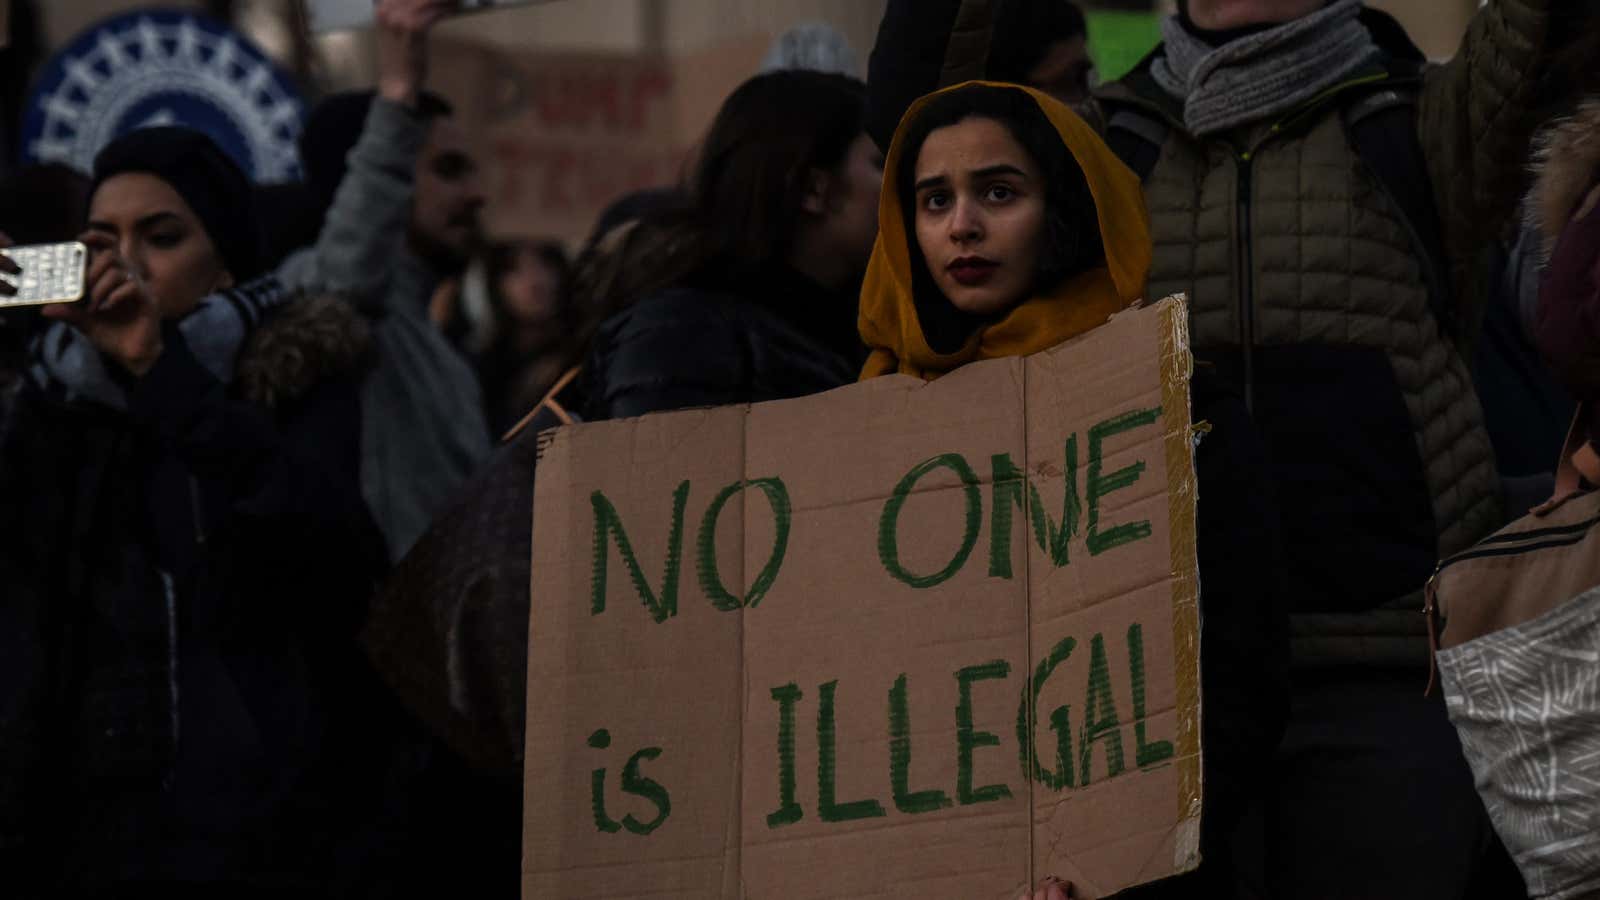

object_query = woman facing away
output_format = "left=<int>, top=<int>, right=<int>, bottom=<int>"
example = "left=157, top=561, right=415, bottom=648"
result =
left=861, top=82, right=1288, bottom=897
left=583, top=68, right=884, bottom=420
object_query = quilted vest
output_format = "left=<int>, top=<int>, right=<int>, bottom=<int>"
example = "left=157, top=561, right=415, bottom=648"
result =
left=1098, top=75, right=1503, bottom=667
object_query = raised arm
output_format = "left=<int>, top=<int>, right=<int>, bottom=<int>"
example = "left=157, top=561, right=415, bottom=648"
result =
left=277, top=0, right=458, bottom=308
left=1418, top=0, right=1569, bottom=301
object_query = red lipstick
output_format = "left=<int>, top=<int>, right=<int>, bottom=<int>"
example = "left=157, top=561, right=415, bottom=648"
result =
left=947, top=256, right=998, bottom=286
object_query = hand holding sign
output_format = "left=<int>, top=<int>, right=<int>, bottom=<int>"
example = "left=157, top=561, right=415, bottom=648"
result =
left=526, top=299, right=1203, bottom=898
left=375, top=0, right=460, bottom=107
left=1019, top=879, right=1075, bottom=900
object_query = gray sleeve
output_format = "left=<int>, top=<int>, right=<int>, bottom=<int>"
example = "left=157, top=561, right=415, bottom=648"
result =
left=277, top=98, right=427, bottom=311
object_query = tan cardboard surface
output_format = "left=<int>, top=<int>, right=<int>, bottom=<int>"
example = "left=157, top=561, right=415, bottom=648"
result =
left=425, top=42, right=682, bottom=247
left=525, top=298, right=1201, bottom=898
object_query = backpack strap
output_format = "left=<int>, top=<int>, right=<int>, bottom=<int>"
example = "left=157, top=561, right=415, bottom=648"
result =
left=1105, top=108, right=1171, bottom=182
left=1533, top=403, right=1599, bottom=516
left=1339, top=82, right=1457, bottom=340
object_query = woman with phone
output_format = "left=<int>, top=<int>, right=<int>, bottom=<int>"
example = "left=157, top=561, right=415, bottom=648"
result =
left=0, top=127, right=389, bottom=895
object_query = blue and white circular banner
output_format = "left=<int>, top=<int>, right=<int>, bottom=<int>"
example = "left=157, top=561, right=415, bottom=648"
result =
left=20, top=9, right=305, bottom=183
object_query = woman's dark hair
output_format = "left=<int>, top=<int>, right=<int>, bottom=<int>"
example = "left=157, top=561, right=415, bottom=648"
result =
left=894, top=84, right=1104, bottom=351
left=559, top=72, right=866, bottom=369
left=684, top=69, right=867, bottom=280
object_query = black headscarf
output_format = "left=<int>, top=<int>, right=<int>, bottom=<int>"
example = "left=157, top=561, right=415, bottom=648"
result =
left=989, top=0, right=1088, bottom=84
left=91, top=127, right=264, bottom=281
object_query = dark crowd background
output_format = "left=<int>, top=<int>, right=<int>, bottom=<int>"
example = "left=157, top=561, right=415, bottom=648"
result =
left=1, top=0, right=1599, bottom=898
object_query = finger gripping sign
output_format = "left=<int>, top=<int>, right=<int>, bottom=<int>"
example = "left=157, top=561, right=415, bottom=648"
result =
left=526, top=298, right=1202, bottom=899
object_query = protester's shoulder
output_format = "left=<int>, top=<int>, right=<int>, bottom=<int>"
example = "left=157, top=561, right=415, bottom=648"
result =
left=596, top=285, right=746, bottom=350
left=1092, top=51, right=1169, bottom=111
left=1087, top=54, right=1183, bottom=147
left=582, top=285, right=757, bottom=420
left=235, top=291, right=373, bottom=414
left=587, top=286, right=751, bottom=395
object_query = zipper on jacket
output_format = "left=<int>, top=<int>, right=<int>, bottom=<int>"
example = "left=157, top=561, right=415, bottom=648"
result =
left=1235, top=150, right=1256, bottom=413
left=161, top=568, right=180, bottom=777
left=188, top=475, right=207, bottom=546
left=1218, top=73, right=1391, bottom=415
left=1108, top=70, right=1400, bottom=416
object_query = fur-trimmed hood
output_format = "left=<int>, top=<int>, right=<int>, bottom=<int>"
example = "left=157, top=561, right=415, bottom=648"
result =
left=234, top=292, right=372, bottom=412
left=1528, top=97, right=1600, bottom=256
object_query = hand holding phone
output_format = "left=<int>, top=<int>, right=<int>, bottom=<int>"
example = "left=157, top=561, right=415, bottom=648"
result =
left=40, top=232, right=165, bottom=376
left=0, top=236, right=88, bottom=307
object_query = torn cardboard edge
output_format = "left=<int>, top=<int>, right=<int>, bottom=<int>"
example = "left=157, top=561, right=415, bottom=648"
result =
left=524, top=296, right=1202, bottom=898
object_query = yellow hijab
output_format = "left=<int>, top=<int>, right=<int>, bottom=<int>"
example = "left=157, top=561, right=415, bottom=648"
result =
left=858, top=82, right=1152, bottom=380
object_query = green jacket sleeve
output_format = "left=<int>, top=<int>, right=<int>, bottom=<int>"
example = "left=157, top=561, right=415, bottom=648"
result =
left=1418, top=0, right=1554, bottom=322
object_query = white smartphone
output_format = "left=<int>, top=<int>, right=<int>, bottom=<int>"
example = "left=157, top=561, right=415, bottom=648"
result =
left=0, top=241, right=88, bottom=307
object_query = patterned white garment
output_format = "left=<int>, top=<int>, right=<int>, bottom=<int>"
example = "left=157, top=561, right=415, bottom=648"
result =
left=1439, top=585, right=1600, bottom=900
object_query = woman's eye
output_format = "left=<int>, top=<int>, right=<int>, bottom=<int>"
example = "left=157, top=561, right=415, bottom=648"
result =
left=148, top=232, right=183, bottom=249
left=923, top=192, right=950, bottom=212
left=986, top=184, right=1015, bottom=203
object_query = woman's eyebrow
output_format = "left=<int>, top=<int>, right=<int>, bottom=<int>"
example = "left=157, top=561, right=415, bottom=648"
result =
left=86, top=211, right=185, bottom=233
left=914, top=173, right=950, bottom=192
left=134, top=211, right=185, bottom=230
left=970, top=164, right=1028, bottom=181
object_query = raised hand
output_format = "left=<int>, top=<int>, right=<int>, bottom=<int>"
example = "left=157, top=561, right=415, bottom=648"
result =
left=43, top=231, right=164, bottom=376
left=374, top=0, right=460, bottom=107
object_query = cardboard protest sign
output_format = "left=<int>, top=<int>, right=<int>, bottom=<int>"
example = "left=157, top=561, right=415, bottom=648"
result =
left=525, top=298, right=1202, bottom=898
left=424, top=40, right=683, bottom=245
left=307, top=0, right=559, bottom=33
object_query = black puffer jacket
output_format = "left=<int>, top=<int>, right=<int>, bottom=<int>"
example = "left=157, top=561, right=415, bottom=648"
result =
left=584, top=269, right=864, bottom=420
left=0, top=308, right=387, bottom=896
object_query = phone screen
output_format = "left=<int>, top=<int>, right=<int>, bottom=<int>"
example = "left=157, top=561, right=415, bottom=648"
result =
left=0, top=241, right=88, bottom=307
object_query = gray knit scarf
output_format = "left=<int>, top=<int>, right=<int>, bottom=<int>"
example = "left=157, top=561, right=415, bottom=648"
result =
left=1151, top=0, right=1380, bottom=138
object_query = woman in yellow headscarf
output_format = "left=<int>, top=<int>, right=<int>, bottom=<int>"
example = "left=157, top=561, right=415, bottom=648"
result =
left=858, top=81, right=1150, bottom=379
left=862, top=81, right=1289, bottom=895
